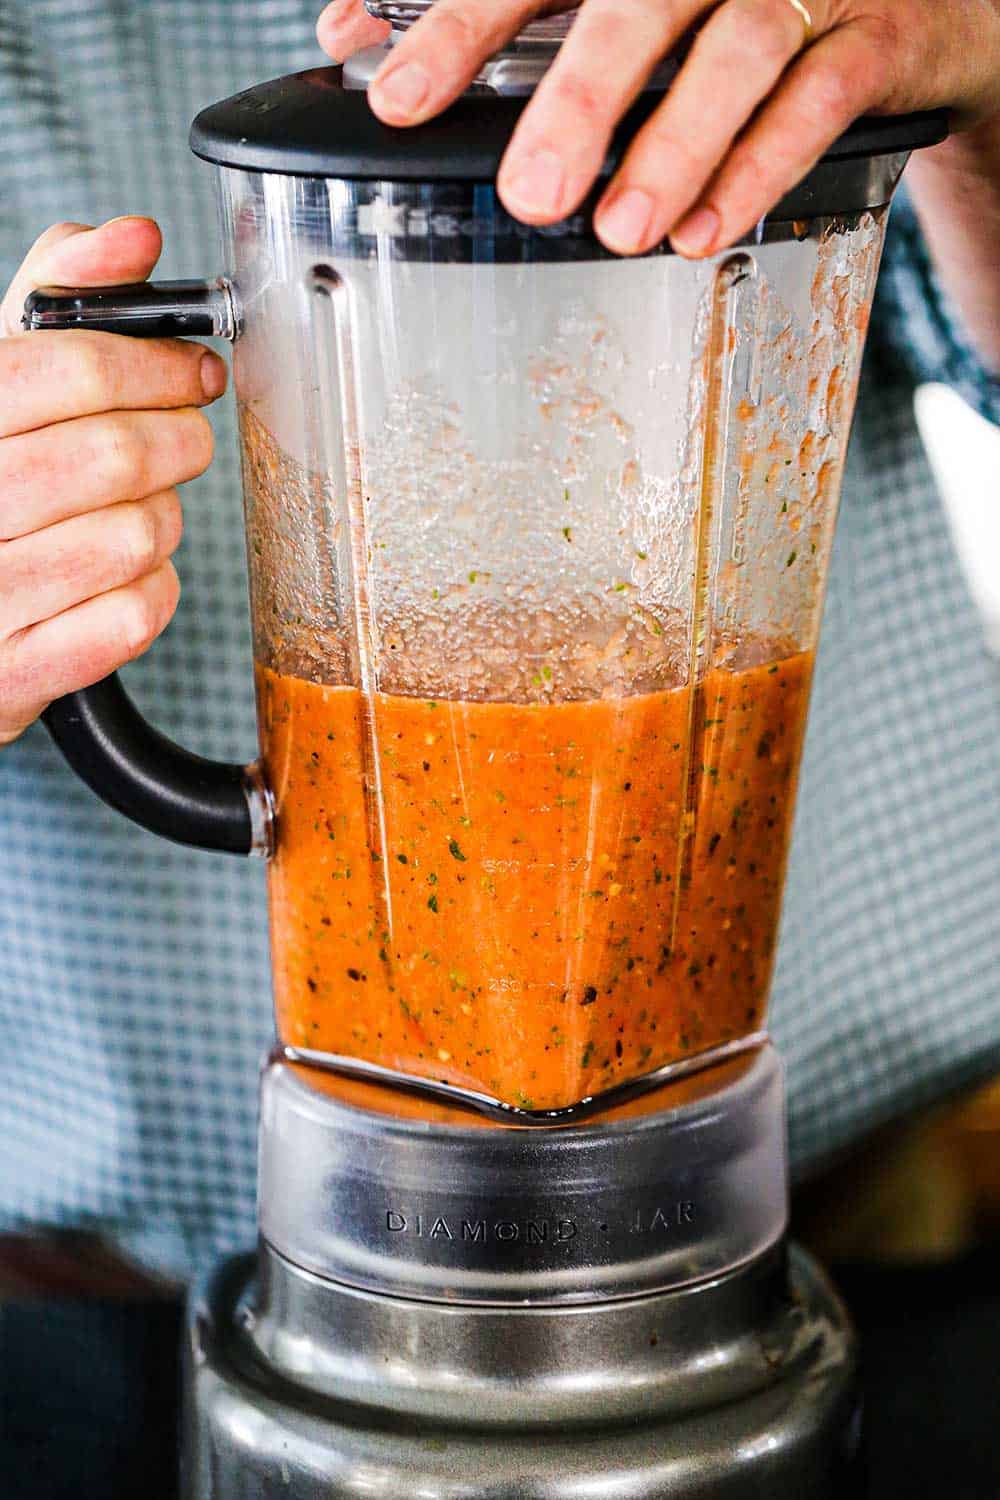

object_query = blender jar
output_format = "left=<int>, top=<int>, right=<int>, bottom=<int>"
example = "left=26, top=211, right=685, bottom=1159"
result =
left=25, top=48, right=946, bottom=1116
left=240, top=186, right=881, bottom=1113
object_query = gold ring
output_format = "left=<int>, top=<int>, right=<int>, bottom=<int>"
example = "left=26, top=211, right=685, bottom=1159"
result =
left=785, top=0, right=814, bottom=43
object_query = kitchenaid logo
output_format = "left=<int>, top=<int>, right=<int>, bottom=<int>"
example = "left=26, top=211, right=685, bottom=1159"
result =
left=356, top=196, right=586, bottom=241
left=384, top=1210, right=578, bottom=1245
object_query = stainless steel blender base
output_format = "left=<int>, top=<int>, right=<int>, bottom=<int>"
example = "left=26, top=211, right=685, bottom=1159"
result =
left=182, top=1242, right=858, bottom=1498
left=183, top=1047, right=857, bottom=1497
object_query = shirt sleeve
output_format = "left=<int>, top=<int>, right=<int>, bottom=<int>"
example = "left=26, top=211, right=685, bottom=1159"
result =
left=869, top=187, right=1000, bottom=427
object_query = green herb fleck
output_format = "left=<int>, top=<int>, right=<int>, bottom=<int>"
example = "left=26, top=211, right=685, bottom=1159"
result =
left=427, top=893, right=439, bottom=913
left=448, top=838, right=467, bottom=862
left=786, top=550, right=797, bottom=568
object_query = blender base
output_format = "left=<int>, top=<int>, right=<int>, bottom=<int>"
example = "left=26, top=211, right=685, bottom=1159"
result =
left=182, top=1240, right=859, bottom=1499
left=183, top=1049, right=857, bottom=1497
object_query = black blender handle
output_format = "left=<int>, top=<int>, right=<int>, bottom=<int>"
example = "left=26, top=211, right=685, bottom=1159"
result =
left=24, top=280, right=268, bottom=857
left=43, top=679, right=261, bottom=855
left=22, top=279, right=236, bottom=338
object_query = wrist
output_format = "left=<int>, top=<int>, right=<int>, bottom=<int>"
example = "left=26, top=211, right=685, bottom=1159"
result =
left=911, top=110, right=1000, bottom=178
left=902, top=111, right=1000, bottom=380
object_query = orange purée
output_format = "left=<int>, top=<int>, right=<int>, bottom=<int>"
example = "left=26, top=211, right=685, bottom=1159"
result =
left=257, top=652, right=811, bottom=1111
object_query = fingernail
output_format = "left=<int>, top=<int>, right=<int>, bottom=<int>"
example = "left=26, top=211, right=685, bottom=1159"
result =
left=671, top=206, right=720, bottom=257
left=371, top=61, right=430, bottom=119
left=200, top=351, right=227, bottom=399
left=596, top=188, right=655, bottom=254
left=502, top=149, right=566, bottom=218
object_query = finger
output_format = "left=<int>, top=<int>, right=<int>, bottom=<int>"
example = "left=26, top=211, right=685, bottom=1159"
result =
left=316, top=0, right=390, bottom=60
left=1, top=560, right=180, bottom=745
left=0, top=330, right=226, bottom=439
left=0, top=488, right=184, bottom=637
left=0, top=405, right=214, bottom=539
left=368, top=0, right=554, bottom=126
left=1, top=223, right=91, bottom=337
left=1, top=216, right=162, bottom=337
left=670, top=22, right=890, bottom=256
left=594, top=0, right=820, bottom=255
left=497, top=0, right=686, bottom=226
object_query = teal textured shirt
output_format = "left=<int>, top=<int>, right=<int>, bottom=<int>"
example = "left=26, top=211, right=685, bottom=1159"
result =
left=1, top=1, right=999, bottom=1278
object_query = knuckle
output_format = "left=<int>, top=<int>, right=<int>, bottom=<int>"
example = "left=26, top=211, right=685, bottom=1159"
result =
left=0, top=441, right=47, bottom=539
left=159, top=491, right=184, bottom=555
left=99, top=413, right=148, bottom=494
left=854, top=9, right=902, bottom=57
left=430, top=6, right=479, bottom=54
left=851, top=14, right=902, bottom=95
left=38, top=221, right=80, bottom=246
left=730, top=141, right=776, bottom=198
left=642, top=128, right=712, bottom=180
left=72, top=333, right=120, bottom=411
left=119, top=500, right=161, bottom=579
left=738, top=0, right=797, bottom=62
left=667, top=133, right=711, bottom=176
left=0, top=335, right=47, bottom=407
left=182, top=407, right=215, bottom=473
left=33, top=222, right=86, bottom=263
left=607, top=0, right=672, bottom=45
left=549, top=71, right=610, bottom=129
left=117, top=586, right=162, bottom=658
left=800, top=62, right=856, bottom=124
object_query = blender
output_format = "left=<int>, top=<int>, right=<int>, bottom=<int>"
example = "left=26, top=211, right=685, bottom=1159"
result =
left=24, top=11, right=946, bottom=1495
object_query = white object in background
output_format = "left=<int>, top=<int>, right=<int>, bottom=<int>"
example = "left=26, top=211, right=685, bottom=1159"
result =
left=915, top=382, right=1000, bottom=658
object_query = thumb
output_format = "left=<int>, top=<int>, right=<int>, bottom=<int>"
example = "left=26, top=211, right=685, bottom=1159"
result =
left=1, top=215, right=162, bottom=337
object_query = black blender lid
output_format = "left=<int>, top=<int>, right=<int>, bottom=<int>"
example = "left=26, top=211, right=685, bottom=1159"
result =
left=191, top=65, right=948, bottom=182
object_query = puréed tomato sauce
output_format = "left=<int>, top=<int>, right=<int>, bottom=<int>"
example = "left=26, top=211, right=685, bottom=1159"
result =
left=256, top=651, right=811, bottom=1111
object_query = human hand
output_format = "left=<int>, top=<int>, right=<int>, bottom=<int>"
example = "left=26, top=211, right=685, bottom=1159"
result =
left=316, top=0, right=1000, bottom=257
left=0, top=218, right=226, bottom=746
